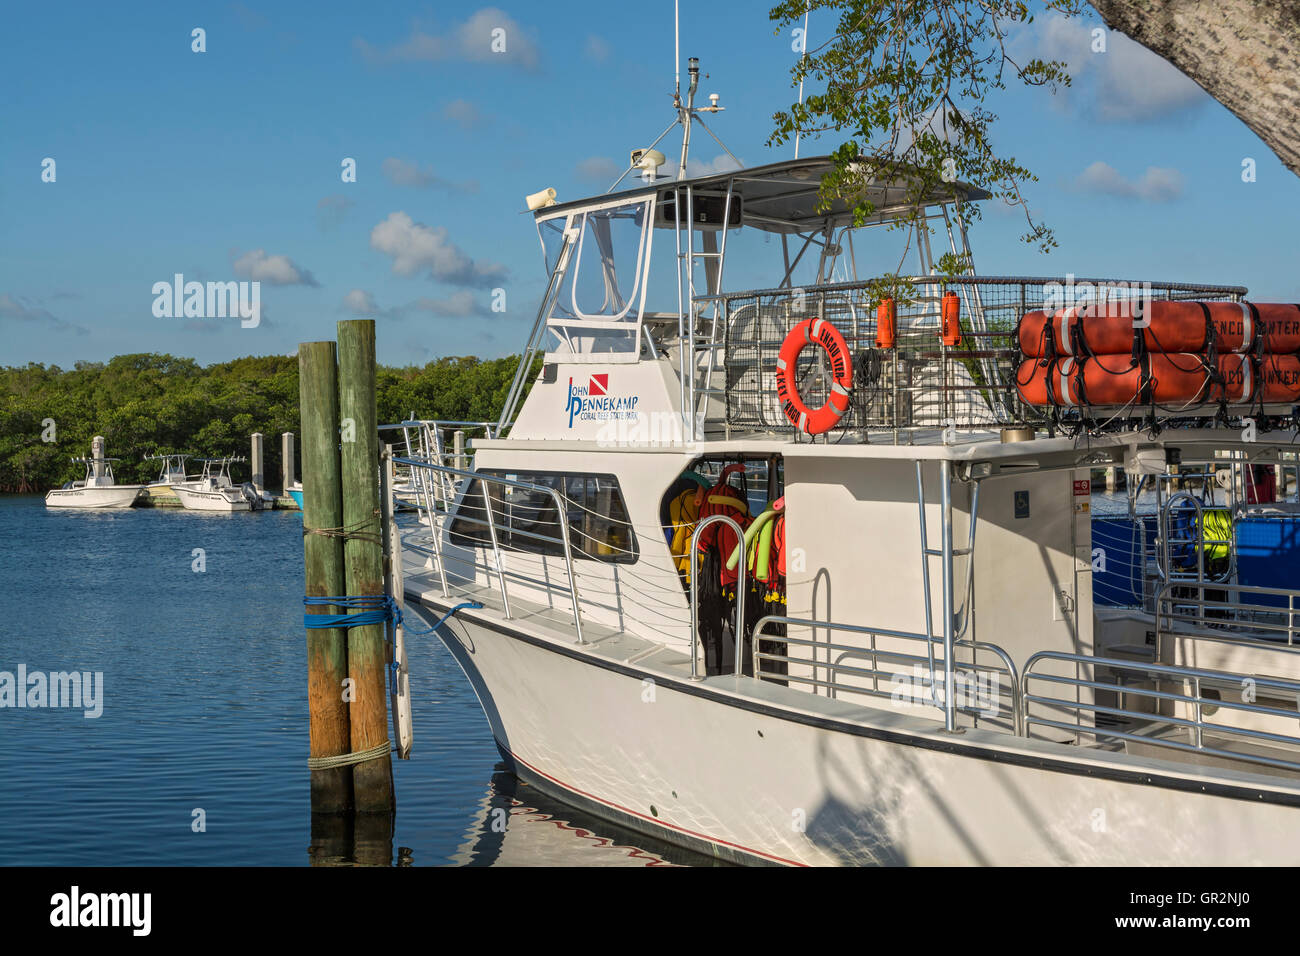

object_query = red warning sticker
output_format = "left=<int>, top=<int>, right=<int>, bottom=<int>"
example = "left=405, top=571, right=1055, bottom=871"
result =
left=1073, top=479, right=1091, bottom=496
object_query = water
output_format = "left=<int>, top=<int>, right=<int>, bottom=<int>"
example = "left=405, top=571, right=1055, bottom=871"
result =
left=0, top=496, right=709, bottom=866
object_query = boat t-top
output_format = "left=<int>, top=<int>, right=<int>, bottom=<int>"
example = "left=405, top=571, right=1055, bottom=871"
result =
left=45, top=454, right=146, bottom=509
left=143, top=453, right=191, bottom=500
left=384, top=48, right=1300, bottom=866
left=172, top=457, right=262, bottom=512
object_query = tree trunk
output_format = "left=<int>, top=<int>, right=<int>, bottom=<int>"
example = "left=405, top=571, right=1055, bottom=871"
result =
left=1089, top=0, right=1300, bottom=176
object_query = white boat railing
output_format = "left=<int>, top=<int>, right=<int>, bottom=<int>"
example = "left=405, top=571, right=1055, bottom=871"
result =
left=1155, top=580, right=1300, bottom=651
left=750, top=614, right=1023, bottom=734
left=394, top=456, right=586, bottom=644
left=381, top=419, right=497, bottom=512
left=1023, top=650, right=1300, bottom=775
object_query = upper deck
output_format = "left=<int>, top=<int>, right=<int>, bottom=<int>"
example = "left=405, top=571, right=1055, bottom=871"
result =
left=498, top=146, right=1289, bottom=449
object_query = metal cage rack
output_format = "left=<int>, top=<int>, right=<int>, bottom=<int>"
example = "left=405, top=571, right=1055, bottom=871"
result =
left=714, top=276, right=1248, bottom=440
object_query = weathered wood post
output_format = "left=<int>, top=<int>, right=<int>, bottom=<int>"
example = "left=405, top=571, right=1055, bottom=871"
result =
left=337, top=319, right=395, bottom=813
left=454, top=429, right=466, bottom=472
left=250, top=432, right=265, bottom=492
left=282, top=432, right=295, bottom=496
left=299, top=342, right=353, bottom=813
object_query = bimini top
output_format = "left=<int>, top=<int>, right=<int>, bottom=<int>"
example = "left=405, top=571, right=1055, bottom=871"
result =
left=534, top=155, right=992, bottom=234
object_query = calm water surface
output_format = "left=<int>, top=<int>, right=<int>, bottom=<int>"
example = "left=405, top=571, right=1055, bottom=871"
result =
left=0, top=496, right=710, bottom=866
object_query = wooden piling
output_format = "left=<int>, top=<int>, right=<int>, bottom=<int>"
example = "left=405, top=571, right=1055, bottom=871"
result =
left=337, top=319, right=395, bottom=813
left=299, top=341, right=353, bottom=813
left=282, top=432, right=295, bottom=495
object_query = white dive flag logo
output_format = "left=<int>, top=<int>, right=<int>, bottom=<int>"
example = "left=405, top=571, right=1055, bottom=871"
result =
left=49, top=886, right=152, bottom=936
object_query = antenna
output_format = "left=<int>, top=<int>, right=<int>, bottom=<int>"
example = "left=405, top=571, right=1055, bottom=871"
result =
left=674, top=0, right=680, bottom=99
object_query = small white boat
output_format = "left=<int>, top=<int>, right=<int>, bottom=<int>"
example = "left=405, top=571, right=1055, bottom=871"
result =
left=172, top=457, right=262, bottom=512
left=142, top=453, right=192, bottom=500
left=45, top=456, right=145, bottom=509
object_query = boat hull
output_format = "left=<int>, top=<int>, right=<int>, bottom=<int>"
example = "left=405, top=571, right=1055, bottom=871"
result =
left=172, top=486, right=252, bottom=512
left=410, top=594, right=1300, bottom=866
left=44, top=486, right=143, bottom=509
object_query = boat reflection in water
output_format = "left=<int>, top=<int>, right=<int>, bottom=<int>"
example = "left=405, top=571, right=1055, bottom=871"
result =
left=451, top=767, right=725, bottom=867
left=306, top=766, right=723, bottom=866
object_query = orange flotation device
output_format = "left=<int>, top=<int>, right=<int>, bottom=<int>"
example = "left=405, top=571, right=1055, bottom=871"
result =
left=1017, top=302, right=1300, bottom=358
left=775, top=318, right=853, bottom=435
left=1017, top=352, right=1300, bottom=408
left=694, top=464, right=751, bottom=588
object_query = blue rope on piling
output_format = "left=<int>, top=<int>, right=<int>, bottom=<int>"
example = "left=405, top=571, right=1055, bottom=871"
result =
left=303, top=594, right=483, bottom=634
left=303, top=594, right=395, bottom=629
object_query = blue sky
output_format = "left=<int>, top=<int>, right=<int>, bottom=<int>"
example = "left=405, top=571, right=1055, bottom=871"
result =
left=2, top=1, right=1298, bottom=368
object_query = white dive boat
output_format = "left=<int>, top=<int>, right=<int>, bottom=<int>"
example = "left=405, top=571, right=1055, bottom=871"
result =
left=142, top=453, right=191, bottom=500
left=172, top=457, right=262, bottom=512
left=389, top=57, right=1300, bottom=865
left=45, top=455, right=145, bottom=509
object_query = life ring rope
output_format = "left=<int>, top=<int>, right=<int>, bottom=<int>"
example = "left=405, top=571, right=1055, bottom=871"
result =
left=775, top=318, right=853, bottom=435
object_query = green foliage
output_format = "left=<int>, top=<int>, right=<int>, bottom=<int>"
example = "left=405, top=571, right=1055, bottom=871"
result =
left=769, top=0, right=1083, bottom=267
left=0, top=352, right=532, bottom=492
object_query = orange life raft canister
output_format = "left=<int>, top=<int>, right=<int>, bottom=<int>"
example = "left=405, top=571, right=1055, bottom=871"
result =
left=775, top=318, right=853, bottom=435
left=1017, top=302, right=1300, bottom=358
left=1017, top=352, right=1300, bottom=407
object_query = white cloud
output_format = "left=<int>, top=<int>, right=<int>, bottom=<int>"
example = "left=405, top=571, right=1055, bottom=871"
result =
left=1030, top=16, right=1206, bottom=122
left=576, top=156, right=622, bottom=181
left=343, top=289, right=378, bottom=314
left=442, top=98, right=484, bottom=129
left=409, top=291, right=489, bottom=317
left=661, top=154, right=743, bottom=179
left=370, top=211, right=508, bottom=288
left=317, top=194, right=354, bottom=231
left=232, top=248, right=318, bottom=286
left=0, top=293, right=87, bottom=334
left=1072, top=161, right=1185, bottom=201
left=585, top=35, right=610, bottom=62
left=381, top=157, right=478, bottom=193
left=355, top=9, right=540, bottom=71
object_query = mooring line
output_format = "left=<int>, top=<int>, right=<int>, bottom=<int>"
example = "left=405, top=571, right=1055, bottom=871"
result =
left=306, top=739, right=393, bottom=771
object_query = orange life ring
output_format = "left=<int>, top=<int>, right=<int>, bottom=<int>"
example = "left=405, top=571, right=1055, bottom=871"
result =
left=776, top=318, right=853, bottom=434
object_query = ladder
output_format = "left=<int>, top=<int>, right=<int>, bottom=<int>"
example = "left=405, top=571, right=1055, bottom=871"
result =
left=674, top=180, right=738, bottom=439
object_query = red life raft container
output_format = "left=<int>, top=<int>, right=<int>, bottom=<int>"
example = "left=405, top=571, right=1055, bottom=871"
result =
left=1017, top=302, right=1300, bottom=358
left=1016, top=353, right=1215, bottom=407
left=1019, top=352, right=1300, bottom=408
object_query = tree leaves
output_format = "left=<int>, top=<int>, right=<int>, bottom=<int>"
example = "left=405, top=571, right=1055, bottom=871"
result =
left=770, top=0, right=1082, bottom=264
left=0, top=352, right=532, bottom=492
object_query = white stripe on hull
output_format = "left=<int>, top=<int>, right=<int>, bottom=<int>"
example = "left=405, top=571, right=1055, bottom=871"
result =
left=172, top=487, right=251, bottom=512
left=418, top=601, right=1300, bottom=866
left=44, top=487, right=142, bottom=509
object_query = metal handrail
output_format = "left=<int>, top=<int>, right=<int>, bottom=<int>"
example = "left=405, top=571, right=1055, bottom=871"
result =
left=394, top=457, right=586, bottom=644
left=1156, top=580, right=1300, bottom=653
left=750, top=614, right=1023, bottom=734
left=1022, top=649, right=1300, bottom=774
left=687, top=514, right=747, bottom=681
left=1157, top=492, right=1234, bottom=585
left=693, top=274, right=1249, bottom=304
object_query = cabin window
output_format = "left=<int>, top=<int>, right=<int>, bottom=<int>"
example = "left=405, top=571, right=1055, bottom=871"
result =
left=568, top=201, right=650, bottom=321
left=449, top=470, right=638, bottom=563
